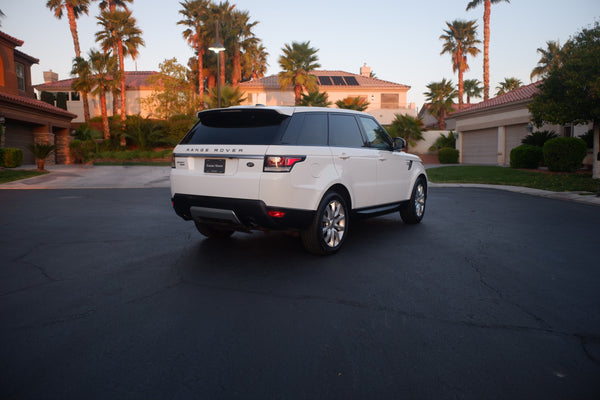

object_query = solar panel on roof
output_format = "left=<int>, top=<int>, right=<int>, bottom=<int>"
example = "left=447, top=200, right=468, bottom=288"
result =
left=343, top=76, right=359, bottom=86
left=332, top=76, right=346, bottom=85
left=318, top=76, right=333, bottom=85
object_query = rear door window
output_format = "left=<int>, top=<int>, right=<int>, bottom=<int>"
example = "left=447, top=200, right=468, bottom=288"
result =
left=329, top=114, right=365, bottom=148
left=180, top=109, right=290, bottom=145
left=280, top=113, right=328, bottom=146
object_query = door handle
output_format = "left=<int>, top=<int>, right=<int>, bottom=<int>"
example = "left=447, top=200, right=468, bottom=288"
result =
left=339, top=153, right=350, bottom=160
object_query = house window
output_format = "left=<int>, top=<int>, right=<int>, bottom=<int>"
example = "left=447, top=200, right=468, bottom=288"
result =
left=70, top=92, right=81, bottom=101
left=381, top=94, right=399, bottom=109
left=15, top=63, right=25, bottom=91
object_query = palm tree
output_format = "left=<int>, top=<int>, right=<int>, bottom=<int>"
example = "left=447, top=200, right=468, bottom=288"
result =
left=71, top=56, right=92, bottom=121
left=229, top=9, right=258, bottom=86
left=203, top=84, right=246, bottom=108
left=530, top=40, right=562, bottom=81
left=495, top=77, right=522, bottom=96
left=423, top=78, right=457, bottom=130
left=96, top=10, right=145, bottom=125
left=98, top=0, right=133, bottom=113
left=87, top=49, right=121, bottom=140
left=178, top=0, right=211, bottom=97
left=98, top=0, right=132, bottom=12
left=28, top=143, right=56, bottom=171
left=466, top=0, right=510, bottom=101
left=388, top=114, right=425, bottom=152
left=278, top=41, right=320, bottom=105
left=299, top=90, right=332, bottom=107
left=440, top=19, right=481, bottom=109
left=335, top=96, right=370, bottom=111
left=463, top=78, right=483, bottom=104
left=46, top=0, right=92, bottom=121
left=242, top=41, right=268, bottom=81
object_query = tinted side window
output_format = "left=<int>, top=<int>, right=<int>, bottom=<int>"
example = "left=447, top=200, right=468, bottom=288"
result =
left=280, top=113, right=328, bottom=146
left=359, top=116, right=392, bottom=150
left=329, top=114, right=365, bottom=148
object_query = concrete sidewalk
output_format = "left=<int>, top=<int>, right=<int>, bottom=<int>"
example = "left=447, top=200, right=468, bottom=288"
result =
left=1, top=164, right=599, bottom=206
left=0, top=165, right=170, bottom=189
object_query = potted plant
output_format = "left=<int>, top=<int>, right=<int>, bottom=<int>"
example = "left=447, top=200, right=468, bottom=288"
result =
left=28, top=143, right=56, bottom=171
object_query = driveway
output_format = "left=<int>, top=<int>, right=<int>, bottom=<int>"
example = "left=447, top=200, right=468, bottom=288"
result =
left=0, top=186, right=599, bottom=399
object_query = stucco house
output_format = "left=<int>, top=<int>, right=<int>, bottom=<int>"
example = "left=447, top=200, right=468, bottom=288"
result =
left=0, top=31, right=75, bottom=165
left=238, top=64, right=416, bottom=125
left=34, top=70, right=157, bottom=124
left=450, top=82, right=590, bottom=165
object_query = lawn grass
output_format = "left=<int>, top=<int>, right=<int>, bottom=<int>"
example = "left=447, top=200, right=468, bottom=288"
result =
left=426, top=166, right=600, bottom=193
left=0, top=169, right=48, bottom=184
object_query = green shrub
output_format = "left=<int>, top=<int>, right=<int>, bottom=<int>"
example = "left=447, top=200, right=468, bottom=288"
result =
left=429, top=132, right=456, bottom=152
left=0, top=148, right=24, bottom=168
left=543, top=137, right=588, bottom=172
left=438, top=147, right=459, bottom=164
left=69, top=139, right=97, bottom=163
left=521, top=130, right=557, bottom=147
left=510, top=145, right=543, bottom=169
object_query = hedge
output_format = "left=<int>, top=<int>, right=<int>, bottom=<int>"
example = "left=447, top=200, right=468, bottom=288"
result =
left=438, top=147, right=459, bottom=164
left=542, top=137, right=587, bottom=172
left=510, top=145, right=543, bottom=169
left=0, top=148, right=24, bottom=168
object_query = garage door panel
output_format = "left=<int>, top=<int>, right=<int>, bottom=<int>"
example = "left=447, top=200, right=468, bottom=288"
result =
left=462, top=129, right=496, bottom=164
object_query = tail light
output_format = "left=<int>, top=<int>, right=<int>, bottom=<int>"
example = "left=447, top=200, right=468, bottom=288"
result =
left=263, top=155, right=306, bottom=172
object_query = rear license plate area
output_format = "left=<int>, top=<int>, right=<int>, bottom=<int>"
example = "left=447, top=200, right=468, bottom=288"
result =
left=204, top=159, right=226, bottom=173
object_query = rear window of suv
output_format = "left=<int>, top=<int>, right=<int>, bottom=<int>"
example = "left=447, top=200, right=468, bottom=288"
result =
left=181, top=109, right=291, bottom=145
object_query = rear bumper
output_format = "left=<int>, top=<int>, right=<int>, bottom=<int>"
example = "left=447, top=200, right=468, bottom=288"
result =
left=172, top=194, right=314, bottom=231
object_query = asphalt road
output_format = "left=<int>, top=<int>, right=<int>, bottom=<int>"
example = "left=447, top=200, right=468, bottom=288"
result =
left=1, top=187, right=599, bottom=400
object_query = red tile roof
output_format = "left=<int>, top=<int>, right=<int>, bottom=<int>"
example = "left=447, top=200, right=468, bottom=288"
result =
left=0, top=91, right=77, bottom=119
left=0, top=30, right=24, bottom=47
left=14, top=49, right=39, bottom=64
left=34, top=71, right=158, bottom=92
left=451, top=82, right=541, bottom=117
left=240, top=70, right=410, bottom=90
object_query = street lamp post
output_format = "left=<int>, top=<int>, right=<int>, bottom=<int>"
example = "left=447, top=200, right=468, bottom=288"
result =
left=208, top=21, right=225, bottom=108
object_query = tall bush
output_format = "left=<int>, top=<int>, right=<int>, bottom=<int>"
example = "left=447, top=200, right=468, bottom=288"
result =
left=510, top=145, right=543, bottom=169
left=0, top=148, right=24, bottom=168
left=438, top=147, right=459, bottom=164
left=543, top=137, right=587, bottom=172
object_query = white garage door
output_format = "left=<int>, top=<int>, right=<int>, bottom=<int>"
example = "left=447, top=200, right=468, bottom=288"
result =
left=462, top=128, right=497, bottom=164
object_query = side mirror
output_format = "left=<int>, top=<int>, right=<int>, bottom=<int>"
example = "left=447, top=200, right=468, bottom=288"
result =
left=393, top=137, right=406, bottom=151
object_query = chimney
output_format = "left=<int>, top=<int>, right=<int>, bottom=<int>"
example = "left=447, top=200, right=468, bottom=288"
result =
left=360, top=63, right=371, bottom=78
left=43, top=70, right=58, bottom=83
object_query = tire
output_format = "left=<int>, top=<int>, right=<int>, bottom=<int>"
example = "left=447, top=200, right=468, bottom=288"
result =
left=300, top=192, right=349, bottom=255
left=194, top=221, right=234, bottom=239
left=400, top=177, right=427, bottom=224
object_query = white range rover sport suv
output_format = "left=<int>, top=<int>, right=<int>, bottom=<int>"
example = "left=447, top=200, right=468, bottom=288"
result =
left=171, top=106, right=427, bottom=255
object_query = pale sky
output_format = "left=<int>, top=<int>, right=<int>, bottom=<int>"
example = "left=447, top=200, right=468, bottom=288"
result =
left=2, top=0, right=599, bottom=109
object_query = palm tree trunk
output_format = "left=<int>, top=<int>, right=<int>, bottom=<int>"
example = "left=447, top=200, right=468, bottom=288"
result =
left=220, top=51, right=226, bottom=87
left=82, top=89, right=91, bottom=121
left=458, top=64, right=464, bottom=109
left=197, top=48, right=204, bottom=98
left=118, top=40, right=126, bottom=123
left=483, top=0, right=491, bottom=100
left=100, top=91, right=110, bottom=140
left=66, top=5, right=81, bottom=57
left=66, top=4, right=91, bottom=121
left=233, top=47, right=241, bottom=86
left=294, top=84, right=302, bottom=105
